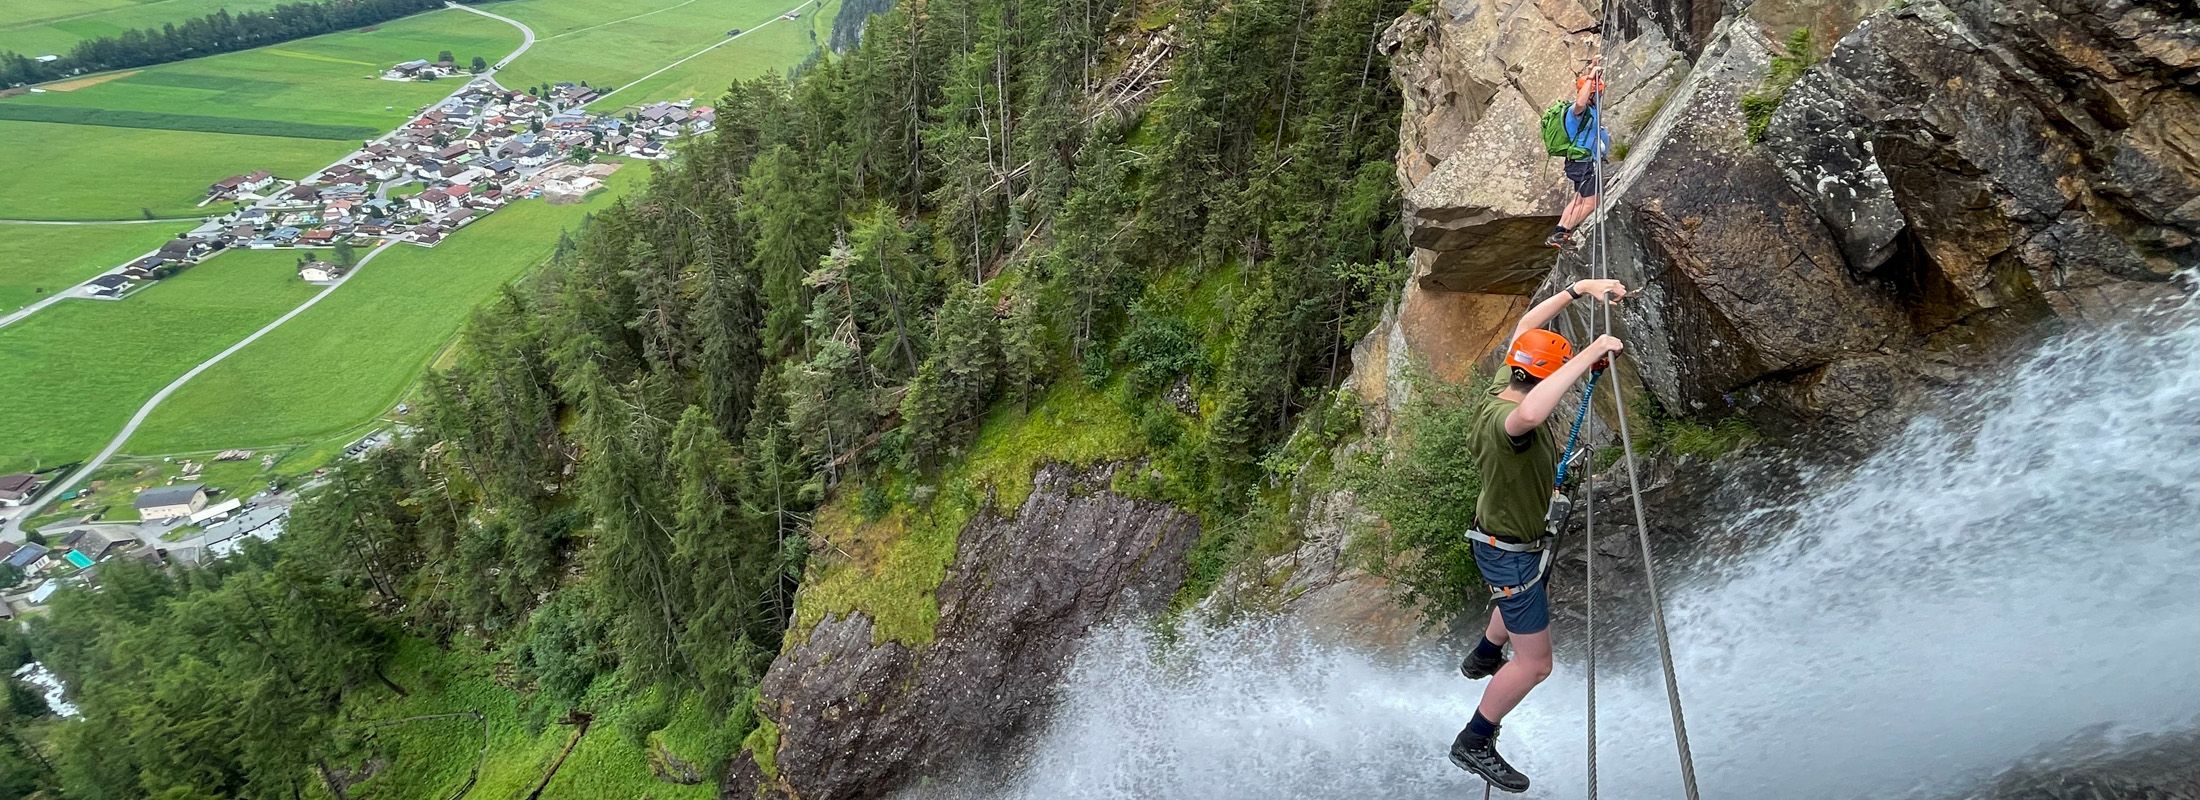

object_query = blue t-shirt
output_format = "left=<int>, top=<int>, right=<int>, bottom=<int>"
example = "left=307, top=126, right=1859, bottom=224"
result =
left=1563, top=104, right=1609, bottom=161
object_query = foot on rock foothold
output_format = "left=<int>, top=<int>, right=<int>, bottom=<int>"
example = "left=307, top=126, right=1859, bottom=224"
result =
left=1450, top=729, right=1531, bottom=794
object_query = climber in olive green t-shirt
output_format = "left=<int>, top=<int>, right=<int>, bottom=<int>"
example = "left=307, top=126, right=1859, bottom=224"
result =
left=1448, top=277, right=1628, bottom=794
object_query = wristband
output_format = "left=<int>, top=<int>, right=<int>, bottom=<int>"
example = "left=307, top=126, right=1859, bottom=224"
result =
left=1566, top=285, right=1583, bottom=300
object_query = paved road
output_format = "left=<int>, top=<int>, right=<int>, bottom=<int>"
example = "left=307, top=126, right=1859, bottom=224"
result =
left=2, top=11, right=541, bottom=540
left=447, top=2, right=535, bottom=79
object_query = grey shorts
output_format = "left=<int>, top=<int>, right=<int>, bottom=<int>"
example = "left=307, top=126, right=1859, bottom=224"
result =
left=1474, top=541, right=1551, bottom=635
left=1565, top=159, right=1599, bottom=197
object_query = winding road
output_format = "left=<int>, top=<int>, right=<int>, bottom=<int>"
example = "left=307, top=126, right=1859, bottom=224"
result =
left=1, top=6, right=540, bottom=541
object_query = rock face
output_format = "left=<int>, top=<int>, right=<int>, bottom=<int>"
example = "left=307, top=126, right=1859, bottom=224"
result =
left=725, top=464, right=1199, bottom=800
left=1377, top=0, right=2197, bottom=440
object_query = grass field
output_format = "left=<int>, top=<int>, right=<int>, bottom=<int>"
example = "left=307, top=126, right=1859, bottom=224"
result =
left=0, top=249, right=321, bottom=473
left=5, top=9, right=519, bottom=133
left=125, top=166, right=647, bottom=456
left=0, top=120, right=340, bottom=219
left=0, top=223, right=187, bottom=312
left=591, top=0, right=836, bottom=111
left=0, top=0, right=294, bottom=59
left=482, top=0, right=804, bottom=99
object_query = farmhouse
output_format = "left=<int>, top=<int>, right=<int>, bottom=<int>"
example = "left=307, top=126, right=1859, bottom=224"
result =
left=411, top=189, right=452, bottom=212
left=639, top=102, right=690, bottom=125
left=0, top=473, right=40, bottom=506
left=134, top=483, right=208, bottom=521
left=86, top=274, right=131, bottom=297
left=299, top=260, right=347, bottom=282
left=157, top=237, right=217, bottom=261
left=206, top=170, right=275, bottom=198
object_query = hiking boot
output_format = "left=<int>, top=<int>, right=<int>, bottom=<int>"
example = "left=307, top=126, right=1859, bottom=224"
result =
left=1450, top=728, right=1531, bottom=794
left=1460, top=648, right=1507, bottom=680
left=1543, top=229, right=1571, bottom=249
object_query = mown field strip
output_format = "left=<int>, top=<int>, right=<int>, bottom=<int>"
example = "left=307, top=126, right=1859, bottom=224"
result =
left=0, top=103, right=380, bottom=140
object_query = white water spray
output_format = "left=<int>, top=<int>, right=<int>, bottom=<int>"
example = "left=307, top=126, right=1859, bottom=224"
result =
left=956, top=310, right=2200, bottom=800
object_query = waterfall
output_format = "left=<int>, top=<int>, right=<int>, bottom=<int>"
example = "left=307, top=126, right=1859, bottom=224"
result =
left=944, top=306, right=2200, bottom=799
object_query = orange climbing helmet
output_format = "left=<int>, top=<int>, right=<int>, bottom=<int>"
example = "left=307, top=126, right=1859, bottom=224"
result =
left=1506, top=329, right=1574, bottom=381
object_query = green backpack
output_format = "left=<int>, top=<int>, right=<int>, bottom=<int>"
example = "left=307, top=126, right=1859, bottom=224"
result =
left=1539, top=100, right=1591, bottom=161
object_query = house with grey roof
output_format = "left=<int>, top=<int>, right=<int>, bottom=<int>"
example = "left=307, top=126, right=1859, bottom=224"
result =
left=134, top=483, right=207, bottom=521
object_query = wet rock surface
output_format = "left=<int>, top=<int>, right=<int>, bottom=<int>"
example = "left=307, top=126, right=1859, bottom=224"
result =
left=726, top=463, right=1199, bottom=800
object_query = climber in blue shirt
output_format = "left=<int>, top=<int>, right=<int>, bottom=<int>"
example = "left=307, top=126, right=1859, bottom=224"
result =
left=1546, top=62, right=1610, bottom=249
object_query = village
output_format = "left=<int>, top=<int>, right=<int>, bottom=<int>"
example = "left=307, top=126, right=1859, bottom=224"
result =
left=76, top=76, right=717, bottom=300
left=0, top=66, right=724, bottom=617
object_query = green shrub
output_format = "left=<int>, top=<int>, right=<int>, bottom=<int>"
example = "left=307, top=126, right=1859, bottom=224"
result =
left=1741, top=28, right=1816, bottom=143
left=1344, top=368, right=1488, bottom=621
left=1116, top=300, right=1203, bottom=396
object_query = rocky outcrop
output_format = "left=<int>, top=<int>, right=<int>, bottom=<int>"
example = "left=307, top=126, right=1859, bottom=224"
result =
left=1377, top=0, right=2197, bottom=439
left=725, top=464, right=1199, bottom=800
left=1764, top=0, right=2199, bottom=325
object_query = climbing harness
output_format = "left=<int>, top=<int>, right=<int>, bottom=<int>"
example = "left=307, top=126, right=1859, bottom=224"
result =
left=1467, top=368, right=1601, bottom=601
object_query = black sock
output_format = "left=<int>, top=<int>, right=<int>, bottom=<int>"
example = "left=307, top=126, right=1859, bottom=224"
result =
left=1474, top=636, right=1504, bottom=661
left=1467, top=712, right=1500, bottom=741
left=1553, top=225, right=1569, bottom=235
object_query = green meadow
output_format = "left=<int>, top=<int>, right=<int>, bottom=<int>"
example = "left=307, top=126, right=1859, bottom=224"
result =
left=0, top=222, right=185, bottom=312
left=5, top=9, right=520, bottom=132
left=126, top=165, right=647, bottom=455
left=329, top=637, right=730, bottom=800
left=591, top=0, right=837, bottom=110
left=0, top=120, right=338, bottom=219
left=483, top=0, right=800, bottom=96
left=0, top=0, right=294, bottom=58
left=0, top=249, right=320, bottom=473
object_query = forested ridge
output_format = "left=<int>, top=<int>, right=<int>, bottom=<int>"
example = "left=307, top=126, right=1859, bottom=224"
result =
left=3, top=0, right=1410, bottom=793
left=0, top=0, right=462, bottom=87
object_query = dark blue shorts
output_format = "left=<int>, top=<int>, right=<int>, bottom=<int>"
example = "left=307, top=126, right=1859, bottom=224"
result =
left=1474, top=541, right=1551, bottom=635
left=1565, top=159, right=1599, bottom=197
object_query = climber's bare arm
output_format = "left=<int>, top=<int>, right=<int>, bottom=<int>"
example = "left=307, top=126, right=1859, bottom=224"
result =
left=1574, top=64, right=1602, bottom=113
left=1510, top=278, right=1627, bottom=341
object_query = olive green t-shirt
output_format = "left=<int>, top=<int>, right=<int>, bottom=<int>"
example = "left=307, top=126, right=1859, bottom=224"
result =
left=1473, top=376, right=1559, bottom=543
